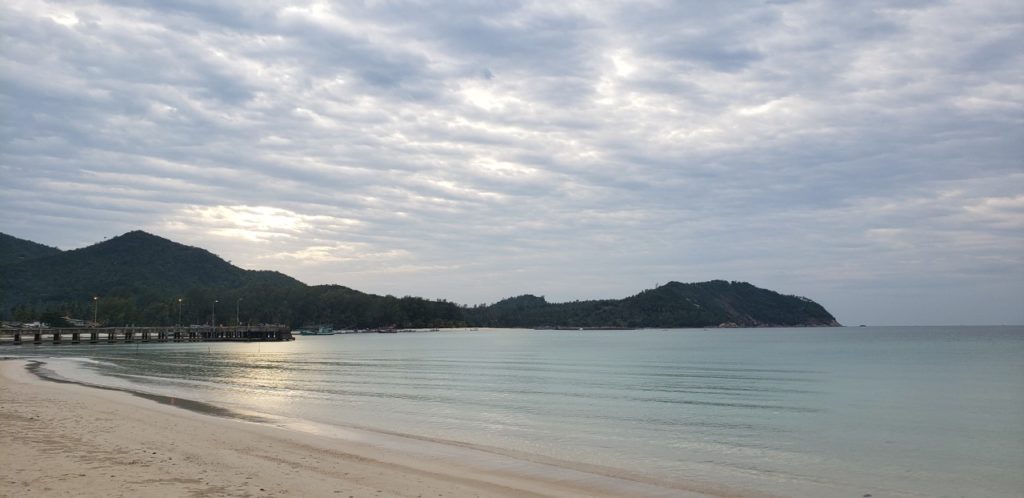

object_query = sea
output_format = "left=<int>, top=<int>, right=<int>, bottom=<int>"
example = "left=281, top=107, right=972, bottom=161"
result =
left=7, top=326, right=1023, bottom=497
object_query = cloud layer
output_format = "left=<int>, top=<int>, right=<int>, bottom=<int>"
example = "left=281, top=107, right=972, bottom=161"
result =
left=2, top=0, right=1022, bottom=324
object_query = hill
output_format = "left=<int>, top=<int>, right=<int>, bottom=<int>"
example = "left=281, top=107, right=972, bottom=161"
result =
left=466, top=281, right=839, bottom=328
left=0, top=231, right=839, bottom=328
left=0, top=232, right=62, bottom=265
left=0, top=231, right=460, bottom=328
left=0, top=230, right=302, bottom=304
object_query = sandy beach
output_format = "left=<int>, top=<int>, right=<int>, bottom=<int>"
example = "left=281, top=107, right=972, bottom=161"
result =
left=0, top=359, right=741, bottom=498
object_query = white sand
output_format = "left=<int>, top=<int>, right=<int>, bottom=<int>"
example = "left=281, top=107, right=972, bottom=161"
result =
left=0, top=359, right=762, bottom=497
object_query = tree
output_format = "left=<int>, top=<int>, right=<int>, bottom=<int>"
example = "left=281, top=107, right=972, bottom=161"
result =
left=39, top=310, right=72, bottom=328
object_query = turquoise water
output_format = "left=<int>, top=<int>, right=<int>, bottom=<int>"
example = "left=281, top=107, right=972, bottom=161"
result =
left=11, top=326, right=1024, bottom=497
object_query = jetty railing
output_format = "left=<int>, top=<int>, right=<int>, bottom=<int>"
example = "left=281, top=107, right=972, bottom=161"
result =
left=0, top=325, right=293, bottom=346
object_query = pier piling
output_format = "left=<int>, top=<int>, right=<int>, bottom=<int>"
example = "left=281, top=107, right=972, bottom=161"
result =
left=0, top=325, right=293, bottom=346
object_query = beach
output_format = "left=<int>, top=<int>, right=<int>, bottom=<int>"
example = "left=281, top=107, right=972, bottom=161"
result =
left=3, top=327, right=1022, bottom=498
left=0, top=359, right=724, bottom=498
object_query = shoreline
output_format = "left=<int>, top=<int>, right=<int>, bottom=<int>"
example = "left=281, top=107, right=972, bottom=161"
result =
left=0, top=359, right=755, bottom=498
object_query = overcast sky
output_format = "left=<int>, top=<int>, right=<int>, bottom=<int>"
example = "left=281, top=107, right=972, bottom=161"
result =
left=2, top=0, right=1021, bottom=325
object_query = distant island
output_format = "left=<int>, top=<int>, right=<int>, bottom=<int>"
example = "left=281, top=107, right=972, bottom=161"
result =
left=0, top=231, right=839, bottom=329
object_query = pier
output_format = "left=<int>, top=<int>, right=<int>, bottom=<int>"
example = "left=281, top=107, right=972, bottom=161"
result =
left=0, top=325, right=293, bottom=346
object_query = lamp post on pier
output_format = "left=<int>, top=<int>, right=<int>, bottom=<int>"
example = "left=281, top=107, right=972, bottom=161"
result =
left=236, top=298, right=243, bottom=326
left=177, top=298, right=183, bottom=327
left=92, top=296, right=98, bottom=326
left=212, top=299, right=218, bottom=327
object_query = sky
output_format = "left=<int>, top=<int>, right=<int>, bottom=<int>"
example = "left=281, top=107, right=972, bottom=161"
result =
left=1, top=0, right=1021, bottom=326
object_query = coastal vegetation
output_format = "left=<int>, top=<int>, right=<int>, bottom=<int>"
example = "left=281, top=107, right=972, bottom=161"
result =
left=0, top=232, right=61, bottom=265
left=0, top=231, right=838, bottom=328
left=465, top=280, right=838, bottom=328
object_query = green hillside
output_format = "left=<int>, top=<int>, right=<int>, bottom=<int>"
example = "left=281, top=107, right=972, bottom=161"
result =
left=0, top=231, right=839, bottom=329
left=0, top=232, right=62, bottom=265
left=466, top=281, right=839, bottom=328
left=0, top=231, right=300, bottom=304
left=0, top=231, right=460, bottom=328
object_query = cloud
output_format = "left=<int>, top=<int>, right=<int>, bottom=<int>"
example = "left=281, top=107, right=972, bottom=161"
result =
left=1, top=0, right=1022, bottom=324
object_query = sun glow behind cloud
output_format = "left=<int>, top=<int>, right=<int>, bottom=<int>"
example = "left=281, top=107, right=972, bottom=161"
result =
left=169, top=205, right=357, bottom=243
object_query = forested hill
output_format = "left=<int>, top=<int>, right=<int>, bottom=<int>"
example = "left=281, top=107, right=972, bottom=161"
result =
left=0, top=230, right=301, bottom=303
left=466, top=281, right=840, bottom=328
left=0, top=231, right=838, bottom=328
left=0, top=232, right=62, bottom=265
left=0, top=231, right=461, bottom=328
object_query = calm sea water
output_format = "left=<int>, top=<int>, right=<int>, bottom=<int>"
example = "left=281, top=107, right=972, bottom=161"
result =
left=11, top=326, right=1024, bottom=497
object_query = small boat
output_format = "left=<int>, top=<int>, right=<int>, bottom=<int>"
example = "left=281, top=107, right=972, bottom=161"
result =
left=298, top=325, right=335, bottom=336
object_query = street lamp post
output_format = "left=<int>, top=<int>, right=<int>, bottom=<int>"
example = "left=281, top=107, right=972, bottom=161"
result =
left=93, top=296, right=98, bottom=325
left=177, top=298, right=183, bottom=327
left=212, top=299, right=218, bottom=327
left=236, top=298, right=243, bottom=326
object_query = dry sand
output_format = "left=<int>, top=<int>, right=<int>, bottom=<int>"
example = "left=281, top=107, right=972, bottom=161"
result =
left=0, top=359, right=756, bottom=498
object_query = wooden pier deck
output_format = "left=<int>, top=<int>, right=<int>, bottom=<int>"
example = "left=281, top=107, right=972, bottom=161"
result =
left=0, top=325, right=293, bottom=346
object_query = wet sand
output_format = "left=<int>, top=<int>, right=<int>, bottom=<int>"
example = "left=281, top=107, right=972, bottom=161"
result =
left=0, top=359, right=748, bottom=498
